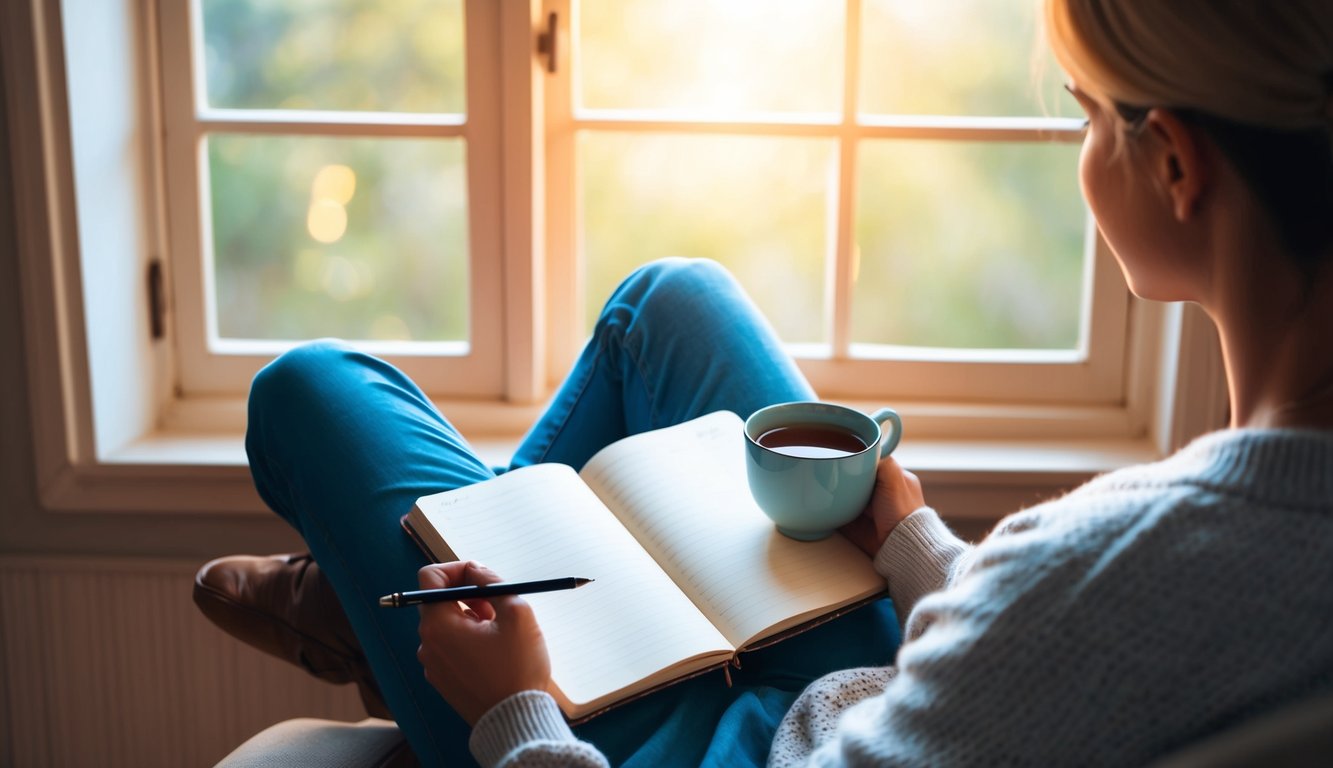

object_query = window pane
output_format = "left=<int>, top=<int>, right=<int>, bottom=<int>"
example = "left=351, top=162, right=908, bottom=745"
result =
left=581, top=133, right=833, bottom=344
left=854, top=140, right=1086, bottom=349
left=200, top=0, right=465, bottom=113
left=206, top=134, right=469, bottom=342
left=859, top=0, right=1069, bottom=117
left=579, top=0, right=843, bottom=114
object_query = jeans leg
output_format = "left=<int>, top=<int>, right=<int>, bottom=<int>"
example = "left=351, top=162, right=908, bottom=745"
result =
left=504, top=259, right=823, bottom=764
left=245, top=261, right=828, bottom=765
left=245, top=340, right=490, bottom=767
left=511, top=257, right=816, bottom=471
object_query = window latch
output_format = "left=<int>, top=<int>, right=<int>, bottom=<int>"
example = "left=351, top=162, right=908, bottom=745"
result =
left=536, top=11, right=558, bottom=74
left=147, top=258, right=166, bottom=340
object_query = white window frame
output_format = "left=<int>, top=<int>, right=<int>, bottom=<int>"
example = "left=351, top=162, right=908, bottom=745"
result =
left=3, top=0, right=1229, bottom=522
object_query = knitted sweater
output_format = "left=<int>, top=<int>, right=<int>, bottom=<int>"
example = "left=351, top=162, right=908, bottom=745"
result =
left=468, top=428, right=1333, bottom=767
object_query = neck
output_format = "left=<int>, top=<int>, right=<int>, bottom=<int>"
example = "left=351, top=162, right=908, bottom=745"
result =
left=1208, top=254, right=1333, bottom=430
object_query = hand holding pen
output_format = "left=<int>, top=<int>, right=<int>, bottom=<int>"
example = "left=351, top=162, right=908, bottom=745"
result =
left=413, top=561, right=564, bottom=724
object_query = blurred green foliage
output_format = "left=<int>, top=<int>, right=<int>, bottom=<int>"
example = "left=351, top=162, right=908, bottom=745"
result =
left=202, top=0, right=465, bottom=112
left=859, top=0, right=1072, bottom=117
left=580, top=0, right=844, bottom=113
left=203, top=0, right=468, bottom=341
left=203, top=0, right=1087, bottom=350
left=581, top=134, right=833, bottom=344
left=854, top=141, right=1084, bottom=348
left=207, top=135, right=468, bottom=341
left=579, top=0, right=1087, bottom=349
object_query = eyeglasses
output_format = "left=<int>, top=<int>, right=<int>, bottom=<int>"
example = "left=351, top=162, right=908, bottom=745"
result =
left=1063, top=83, right=1154, bottom=132
left=1114, top=103, right=1152, bottom=129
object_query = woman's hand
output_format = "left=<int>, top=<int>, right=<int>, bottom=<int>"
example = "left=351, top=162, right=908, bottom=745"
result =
left=416, top=561, right=552, bottom=725
left=840, top=456, right=926, bottom=558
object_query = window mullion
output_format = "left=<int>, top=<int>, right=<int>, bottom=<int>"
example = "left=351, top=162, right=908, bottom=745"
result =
left=193, top=110, right=468, bottom=138
left=157, top=0, right=211, bottom=396
left=543, top=0, right=579, bottom=383
left=858, top=114, right=1086, bottom=138
left=495, top=0, right=547, bottom=404
left=830, top=0, right=862, bottom=359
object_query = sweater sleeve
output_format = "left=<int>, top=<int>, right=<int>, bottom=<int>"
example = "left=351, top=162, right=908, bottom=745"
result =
left=871, top=506, right=970, bottom=629
left=468, top=691, right=609, bottom=768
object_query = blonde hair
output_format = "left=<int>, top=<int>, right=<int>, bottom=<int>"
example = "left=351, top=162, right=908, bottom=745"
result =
left=1043, top=0, right=1333, bottom=270
left=1043, top=0, right=1333, bottom=132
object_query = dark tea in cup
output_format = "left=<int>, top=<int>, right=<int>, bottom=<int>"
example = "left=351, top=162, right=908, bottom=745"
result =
left=756, top=424, right=869, bottom=459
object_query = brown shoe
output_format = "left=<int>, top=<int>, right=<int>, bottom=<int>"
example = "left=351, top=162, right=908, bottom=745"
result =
left=193, top=553, right=392, bottom=719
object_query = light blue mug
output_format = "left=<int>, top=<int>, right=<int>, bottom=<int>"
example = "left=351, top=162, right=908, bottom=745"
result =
left=744, top=401, right=903, bottom=541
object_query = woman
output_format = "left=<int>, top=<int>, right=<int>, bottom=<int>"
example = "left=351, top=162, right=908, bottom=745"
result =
left=247, top=1, right=1333, bottom=765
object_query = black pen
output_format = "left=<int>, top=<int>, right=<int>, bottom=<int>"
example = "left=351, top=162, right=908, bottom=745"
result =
left=378, top=576, right=594, bottom=608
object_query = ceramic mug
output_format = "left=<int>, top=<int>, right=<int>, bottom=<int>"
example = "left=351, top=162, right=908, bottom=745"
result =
left=744, top=401, right=903, bottom=541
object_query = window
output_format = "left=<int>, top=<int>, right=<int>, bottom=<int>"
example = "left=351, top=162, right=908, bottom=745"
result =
left=156, top=0, right=1125, bottom=408
left=544, top=0, right=1128, bottom=404
left=158, top=0, right=507, bottom=397
left=3, top=0, right=1229, bottom=517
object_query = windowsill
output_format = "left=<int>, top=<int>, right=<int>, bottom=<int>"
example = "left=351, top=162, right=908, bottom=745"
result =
left=111, top=429, right=1162, bottom=474
left=107, top=431, right=524, bottom=471
left=91, top=427, right=1164, bottom=523
left=142, top=395, right=1169, bottom=471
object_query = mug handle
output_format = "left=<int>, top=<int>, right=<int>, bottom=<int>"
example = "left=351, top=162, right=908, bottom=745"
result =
left=871, top=408, right=903, bottom=458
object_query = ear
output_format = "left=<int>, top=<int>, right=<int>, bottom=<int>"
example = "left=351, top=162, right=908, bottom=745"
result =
left=1143, top=108, right=1209, bottom=221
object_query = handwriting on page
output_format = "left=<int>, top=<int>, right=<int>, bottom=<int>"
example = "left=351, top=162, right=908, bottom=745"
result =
left=582, top=412, right=882, bottom=648
left=414, top=464, right=729, bottom=707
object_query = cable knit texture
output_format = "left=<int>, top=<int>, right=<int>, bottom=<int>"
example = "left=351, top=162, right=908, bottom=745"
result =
left=470, top=428, right=1333, bottom=767
left=469, top=691, right=607, bottom=767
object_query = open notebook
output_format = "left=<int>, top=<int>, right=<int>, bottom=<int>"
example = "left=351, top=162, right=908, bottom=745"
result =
left=404, top=410, right=886, bottom=722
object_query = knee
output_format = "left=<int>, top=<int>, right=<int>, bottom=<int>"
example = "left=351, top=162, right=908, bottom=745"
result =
left=249, top=339, right=353, bottom=414
left=623, top=256, right=733, bottom=294
left=610, top=257, right=742, bottom=319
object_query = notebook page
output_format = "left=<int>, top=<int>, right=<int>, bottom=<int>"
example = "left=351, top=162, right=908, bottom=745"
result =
left=412, top=464, right=731, bottom=710
left=580, top=412, right=884, bottom=649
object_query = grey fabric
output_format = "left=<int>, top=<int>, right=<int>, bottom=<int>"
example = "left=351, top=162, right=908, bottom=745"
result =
left=1150, top=690, right=1333, bottom=768
left=216, top=718, right=411, bottom=768
left=218, top=690, right=1333, bottom=768
left=765, top=428, right=1333, bottom=767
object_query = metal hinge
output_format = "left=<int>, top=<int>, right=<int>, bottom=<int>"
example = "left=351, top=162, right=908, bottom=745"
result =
left=536, top=11, right=558, bottom=74
left=147, top=258, right=166, bottom=340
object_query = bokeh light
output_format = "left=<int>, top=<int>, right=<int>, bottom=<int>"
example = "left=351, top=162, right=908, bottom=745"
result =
left=311, top=164, right=357, bottom=205
left=306, top=199, right=347, bottom=244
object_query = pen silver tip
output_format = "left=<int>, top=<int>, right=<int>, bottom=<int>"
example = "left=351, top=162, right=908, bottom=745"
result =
left=378, top=595, right=396, bottom=607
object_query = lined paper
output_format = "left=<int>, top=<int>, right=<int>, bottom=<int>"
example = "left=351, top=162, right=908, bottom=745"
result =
left=581, top=412, right=884, bottom=648
left=412, top=464, right=731, bottom=711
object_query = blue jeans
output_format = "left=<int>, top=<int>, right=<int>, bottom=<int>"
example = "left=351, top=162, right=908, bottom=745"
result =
left=246, top=258, right=901, bottom=767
